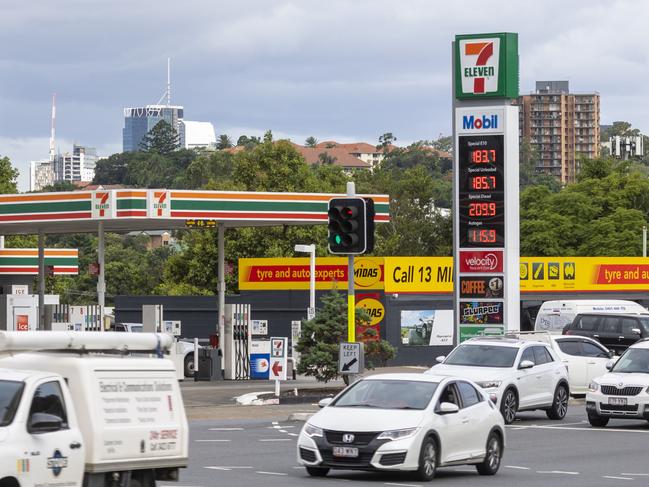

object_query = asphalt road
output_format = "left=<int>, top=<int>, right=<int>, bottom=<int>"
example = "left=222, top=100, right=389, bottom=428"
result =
left=161, top=405, right=649, bottom=487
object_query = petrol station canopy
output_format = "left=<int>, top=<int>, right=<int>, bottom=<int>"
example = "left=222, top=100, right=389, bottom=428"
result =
left=0, top=189, right=391, bottom=234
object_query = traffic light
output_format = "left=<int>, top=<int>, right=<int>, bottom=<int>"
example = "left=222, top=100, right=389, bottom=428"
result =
left=327, top=197, right=375, bottom=254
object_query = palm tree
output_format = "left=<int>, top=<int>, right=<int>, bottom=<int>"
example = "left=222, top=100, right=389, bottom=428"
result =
left=305, top=136, right=318, bottom=148
left=216, top=134, right=233, bottom=150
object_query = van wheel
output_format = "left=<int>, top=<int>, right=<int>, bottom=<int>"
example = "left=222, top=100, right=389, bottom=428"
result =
left=500, top=388, right=518, bottom=424
left=184, top=354, right=195, bottom=377
left=546, top=383, right=569, bottom=420
left=588, top=413, right=609, bottom=427
left=305, top=466, right=329, bottom=477
left=415, top=437, right=437, bottom=481
left=476, top=432, right=502, bottom=475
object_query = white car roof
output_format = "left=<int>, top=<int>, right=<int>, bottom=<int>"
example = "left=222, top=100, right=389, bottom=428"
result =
left=629, top=339, right=649, bottom=350
left=363, top=373, right=446, bottom=383
left=461, top=337, right=539, bottom=348
left=0, top=367, right=51, bottom=382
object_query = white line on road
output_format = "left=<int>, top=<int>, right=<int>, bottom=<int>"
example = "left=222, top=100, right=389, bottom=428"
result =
left=506, top=465, right=531, bottom=470
left=204, top=466, right=253, bottom=471
left=288, top=433, right=299, bottom=437
left=195, top=439, right=231, bottom=442
left=384, top=483, right=420, bottom=487
left=208, top=427, right=243, bottom=431
left=259, top=438, right=292, bottom=442
left=256, top=471, right=288, bottom=476
left=603, top=476, right=633, bottom=481
left=536, top=470, right=580, bottom=475
left=622, top=473, right=649, bottom=476
left=510, top=424, right=649, bottom=434
left=279, top=429, right=288, bottom=433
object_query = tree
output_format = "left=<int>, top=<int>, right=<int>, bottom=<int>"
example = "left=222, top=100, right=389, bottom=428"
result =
left=216, top=134, right=233, bottom=150
left=236, top=135, right=261, bottom=150
left=430, top=134, right=452, bottom=153
left=318, top=152, right=336, bottom=165
left=377, top=132, right=397, bottom=152
left=139, top=120, right=180, bottom=154
left=40, top=181, right=77, bottom=192
left=519, top=138, right=561, bottom=191
left=305, top=136, right=318, bottom=148
left=0, top=156, right=19, bottom=194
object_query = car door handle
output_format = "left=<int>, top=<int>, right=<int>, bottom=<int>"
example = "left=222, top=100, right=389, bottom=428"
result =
left=593, top=335, right=599, bottom=338
left=618, top=336, right=625, bottom=339
left=587, top=361, right=597, bottom=364
left=461, top=418, right=470, bottom=424
left=70, top=442, right=82, bottom=449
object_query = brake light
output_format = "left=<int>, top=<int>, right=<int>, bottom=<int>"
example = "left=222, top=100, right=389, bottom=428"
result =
left=565, top=330, right=573, bottom=335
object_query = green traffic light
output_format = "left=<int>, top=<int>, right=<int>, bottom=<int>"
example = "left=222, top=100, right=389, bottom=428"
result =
left=335, top=234, right=342, bottom=244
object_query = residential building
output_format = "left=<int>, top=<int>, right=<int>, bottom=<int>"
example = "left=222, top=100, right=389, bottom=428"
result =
left=122, top=105, right=184, bottom=152
left=179, top=120, right=217, bottom=150
left=602, top=135, right=644, bottom=159
left=55, top=145, right=98, bottom=183
left=29, top=159, right=55, bottom=191
left=315, top=141, right=386, bottom=168
left=292, top=143, right=372, bottom=172
left=517, top=81, right=600, bottom=184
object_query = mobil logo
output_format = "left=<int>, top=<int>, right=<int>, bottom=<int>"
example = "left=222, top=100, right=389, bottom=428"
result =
left=459, top=250, right=503, bottom=273
left=462, top=113, right=498, bottom=130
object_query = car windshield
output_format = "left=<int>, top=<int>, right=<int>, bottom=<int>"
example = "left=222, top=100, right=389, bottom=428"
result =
left=612, top=348, right=649, bottom=374
left=333, top=379, right=438, bottom=410
left=444, top=344, right=518, bottom=368
left=131, top=325, right=143, bottom=332
left=0, top=380, right=24, bottom=426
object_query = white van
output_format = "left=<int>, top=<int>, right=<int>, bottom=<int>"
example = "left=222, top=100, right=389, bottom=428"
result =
left=534, top=300, right=648, bottom=333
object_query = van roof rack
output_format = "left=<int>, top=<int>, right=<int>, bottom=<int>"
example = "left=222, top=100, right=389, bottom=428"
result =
left=0, top=331, right=173, bottom=355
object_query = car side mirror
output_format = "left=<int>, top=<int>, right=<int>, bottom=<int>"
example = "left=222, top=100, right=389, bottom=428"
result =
left=631, top=328, right=642, bottom=336
left=518, top=360, right=534, bottom=370
left=605, top=360, right=615, bottom=371
left=436, top=402, right=459, bottom=415
left=435, top=355, right=445, bottom=364
left=318, top=397, right=333, bottom=408
left=608, top=350, right=615, bottom=359
left=28, top=413, right=63, bottom=433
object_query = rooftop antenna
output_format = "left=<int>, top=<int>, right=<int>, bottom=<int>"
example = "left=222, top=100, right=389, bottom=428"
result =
left=49, top=93, right=56, bottom=161
left=156, top=57, right=172, bottom=106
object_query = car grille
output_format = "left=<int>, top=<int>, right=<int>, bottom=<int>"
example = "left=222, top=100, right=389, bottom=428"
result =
left=380, top=452, right=407, bottom=466
left=320, top=449, right=374, bottom=466
left=299, top=448, right=317, bottom=462
left=601, top=385, right=643, bottom=396
left=600, top=403, right=639, bottom=412
left=324, top=430, right=379, bottom=445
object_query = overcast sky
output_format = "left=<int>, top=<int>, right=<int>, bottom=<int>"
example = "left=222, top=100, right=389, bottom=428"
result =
left=2, top=0, right=648, bottom=191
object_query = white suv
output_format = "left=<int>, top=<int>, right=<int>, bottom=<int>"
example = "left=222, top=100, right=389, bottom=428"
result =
left=586, top=338, right=649, bottom=427
left=426, top=337, right=570, bottom=424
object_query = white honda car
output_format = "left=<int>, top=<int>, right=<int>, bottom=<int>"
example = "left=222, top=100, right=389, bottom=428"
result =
left=427, top=337, right=570, bottom=424
left=586, top=338, right=649, bottom=427
left=297, top=373, right=505, bottom=480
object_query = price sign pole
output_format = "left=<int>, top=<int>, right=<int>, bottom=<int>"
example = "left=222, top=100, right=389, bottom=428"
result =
left=452, top=33, right=520, bottom=343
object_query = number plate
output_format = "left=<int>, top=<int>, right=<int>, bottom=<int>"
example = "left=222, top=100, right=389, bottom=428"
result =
left=608, top=397, right=627, bottom=406
left=333, top=446, right=359, bottom=458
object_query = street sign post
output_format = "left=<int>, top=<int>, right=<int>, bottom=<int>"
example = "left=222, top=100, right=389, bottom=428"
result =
left=269, top=337, right=288, bottom=391
left=338, top=342, right=363, bottom=375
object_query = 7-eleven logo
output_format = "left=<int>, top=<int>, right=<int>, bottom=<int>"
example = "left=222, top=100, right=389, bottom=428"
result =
left=95, top=192, right=110, bottom=217
left=459, top=38, right=500, bottom=95
left=154, top=191, right=167, bottom=217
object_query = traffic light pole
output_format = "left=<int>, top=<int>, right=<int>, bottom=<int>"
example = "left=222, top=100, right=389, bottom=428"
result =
left=346, top=182, right=355, bottom=342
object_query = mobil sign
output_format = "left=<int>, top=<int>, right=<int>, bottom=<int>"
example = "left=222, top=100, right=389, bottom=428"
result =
left=458, top=109, right=503, bottom=134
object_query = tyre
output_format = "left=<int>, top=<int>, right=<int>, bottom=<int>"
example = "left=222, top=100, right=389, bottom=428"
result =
left=546, top=383, right=569, bottom=420
left=587, top=413, right=609, bottom=427
left=415, top=436, right=437, bottom=481
left=184, top=354, right=195, bottom=378
left=500, top=388, right=518, bottom=425
left=305, top=466, right=329, bottom=477
left=476, top=432, right=503, bottom=476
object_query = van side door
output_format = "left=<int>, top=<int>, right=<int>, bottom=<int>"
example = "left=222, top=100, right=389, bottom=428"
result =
left=620, top=317, right=643, bottom=350
left=597, top=317, right=622, bottom=352
left=26, top=379, right=84, bottom=487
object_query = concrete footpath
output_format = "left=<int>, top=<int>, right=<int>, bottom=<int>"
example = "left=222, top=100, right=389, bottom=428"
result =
left=180, top=366, right=428, bottom=420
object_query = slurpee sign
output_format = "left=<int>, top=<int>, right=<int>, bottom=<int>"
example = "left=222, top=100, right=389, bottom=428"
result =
left=455, top=33, right=518, bottom=99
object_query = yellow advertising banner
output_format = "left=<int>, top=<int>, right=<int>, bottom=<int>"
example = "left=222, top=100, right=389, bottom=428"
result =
left=240, top=256, right=649, bottom=293
left=238, top=256, right=384, bottom=291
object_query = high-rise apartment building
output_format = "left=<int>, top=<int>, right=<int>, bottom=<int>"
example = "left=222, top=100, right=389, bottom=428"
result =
left=30, top=159, right=55, bottom=191
left=56, top=145, right=98, bottom=183
left=518, top=81, right=600, bottom=184
left=178, top=120, right=217, bottom=150
left=122, top=105, right=184, bottom=152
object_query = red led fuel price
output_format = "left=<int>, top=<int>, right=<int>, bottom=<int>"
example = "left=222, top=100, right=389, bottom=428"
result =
left=458, top=134, right=504, bottom=248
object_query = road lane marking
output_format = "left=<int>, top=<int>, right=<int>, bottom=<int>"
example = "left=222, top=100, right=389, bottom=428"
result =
left=603, top=476, right=633, bottom=481
left=506, top=465, right=531, bottom=470
left=509, top=424, right=649, bottom=434
left=208, top=427, right=243, bottom=431
left=622, top=473, right=649, bottom=476
left=195, top=439, right=231, bottom=442
left=289, top=433, right=299, bottom=436
left=259, top=438, right=292, bottom=442
left=536, top=470, right=579, bottom=475
left=385, top=483, right=419, bottom=487
left=256, top=471, right=288, bottom=476
left=204, top=466, right=253, bottom=471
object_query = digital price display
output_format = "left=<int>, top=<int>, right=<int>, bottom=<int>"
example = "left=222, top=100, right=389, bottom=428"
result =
left=458, top=134, right=505, bottom=248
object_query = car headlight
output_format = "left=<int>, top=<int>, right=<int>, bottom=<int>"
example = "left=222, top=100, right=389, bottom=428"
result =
left=476, top=380, right=502, bottom=389
left=587, top=381, right=599, bottom=392
left=303, top=423, right=323, bottom=438
left=377, top=427, right=419, bottom=441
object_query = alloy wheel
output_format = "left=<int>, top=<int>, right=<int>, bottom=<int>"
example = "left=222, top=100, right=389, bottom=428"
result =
left=487, top=436, right=501, bottom=470
left=503, top=391, right=517, bottom=423
left=423, top=442, right=436, bottom=477
left=556, top=386, right=568, bottom=418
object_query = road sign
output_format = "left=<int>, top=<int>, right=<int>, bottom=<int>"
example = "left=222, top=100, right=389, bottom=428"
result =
left=269, top=357, right=287, bottom=381
left=271, top=337, right=287, bottom=358
left=338, top=342, right=363, bottom=375
left=307, top=307, right=316, bottom=320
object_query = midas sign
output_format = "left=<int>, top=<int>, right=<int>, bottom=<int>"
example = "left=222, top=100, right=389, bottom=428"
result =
left=239, top=257, right=384, bottom=290
left=356, top=296, right=385, bottom=326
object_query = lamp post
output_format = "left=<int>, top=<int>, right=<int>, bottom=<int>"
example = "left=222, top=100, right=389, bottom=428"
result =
left=294, top=244, right=316, bottom=319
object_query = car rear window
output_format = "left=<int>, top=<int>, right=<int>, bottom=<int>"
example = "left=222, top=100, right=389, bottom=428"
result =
left=0, top=380, right=24, bottom=426
left=575, top=316, right=599, bottom=331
